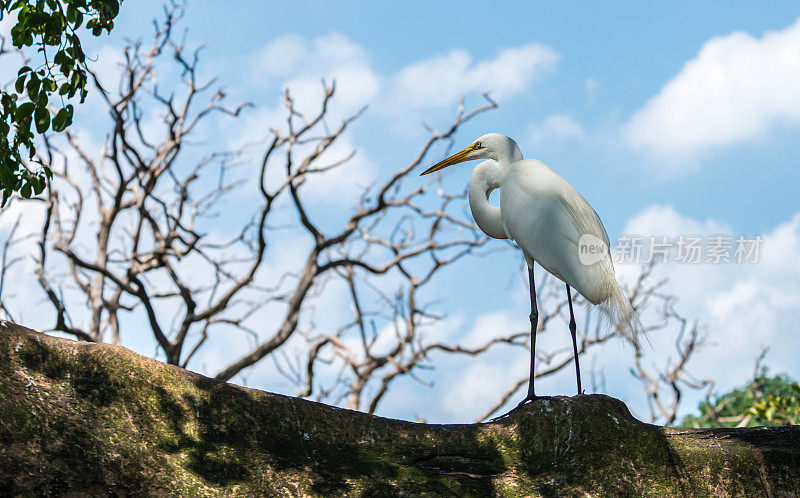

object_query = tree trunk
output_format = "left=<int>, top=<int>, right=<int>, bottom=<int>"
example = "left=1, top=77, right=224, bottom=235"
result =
left=1, top=322, right=798, bottom=496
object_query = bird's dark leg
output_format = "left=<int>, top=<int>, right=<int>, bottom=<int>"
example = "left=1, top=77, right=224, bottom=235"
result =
left=566, top=284, right=582, bottom=395
left=514, top=266, right=539, bottom=408
left=526, top=266, right=538, bottom=399
left=489, top=265, right=539, bottom=421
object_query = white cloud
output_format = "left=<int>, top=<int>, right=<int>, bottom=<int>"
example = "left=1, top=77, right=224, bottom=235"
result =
left=619, top=206, right=800, bottom=416
left=0, top=10, right=16, bottom=31
left=624, top=17, right=800, bottom=169
left=441, top=353, right=529, bottom=419
left=86, top=45, right=125, bottom=89
left=621, top=204, right=731, bottom=239
left=253, top=34, right=308, bottom=78
left=460, top=310, right=528, bottom=349
left=237, top=34, right=559, bottom=203
left=252, top=32, right=379, bottom=117
left=301, top=135, right=376, bottom=205
left=248, top=33, right=558, bottom=134
left=228, top=33, right=384, bottom=207
left=0, top=197, right=45, bottom=240
left=527, top=114, right=585, bottom=146
left=380, top=44, right=558, bottom=116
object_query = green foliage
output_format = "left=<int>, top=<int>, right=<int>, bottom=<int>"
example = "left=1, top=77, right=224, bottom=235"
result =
left=0, top=0, right=123, bottom=205
left=746, top=382, right=800, bottom=425
left=681, top=370, right=800, bottom=428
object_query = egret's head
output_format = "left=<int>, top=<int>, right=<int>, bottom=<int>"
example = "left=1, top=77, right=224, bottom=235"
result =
left=420, top=133, right=520, bottom=175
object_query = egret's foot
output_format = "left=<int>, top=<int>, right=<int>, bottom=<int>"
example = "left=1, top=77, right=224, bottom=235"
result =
left=489, top=394, right=540, bottom=422
left=514, top=394, right=539, bottom=410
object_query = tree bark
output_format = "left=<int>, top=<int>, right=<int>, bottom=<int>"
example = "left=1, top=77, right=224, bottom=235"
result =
left=1, top=322, right=798, bottom=496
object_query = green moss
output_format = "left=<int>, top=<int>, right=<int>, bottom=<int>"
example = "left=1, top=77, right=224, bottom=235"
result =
left=2, top=322, right=800, bottom=496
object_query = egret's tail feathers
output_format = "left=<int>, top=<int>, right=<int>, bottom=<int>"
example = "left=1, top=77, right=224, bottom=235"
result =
left=600, top=282, right=643, bottom=347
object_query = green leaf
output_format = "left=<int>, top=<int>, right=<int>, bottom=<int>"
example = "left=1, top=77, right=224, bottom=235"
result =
left=105, top=0, right=120, bottom=18
left=53, top=49, right=67, bottom=65
left=0, top=0, right=122, bottom=199
left=15, top=74, right=27, bottom=94
left=14, top=101, right=35, bottom=123
left=26, top=75, right=41, bottom=101
left=34, top=106, right=50, bottom=133
left=32, top=175, right=46, bottom=195
left=35, top=89, right=48, bottom=107
left=52, top=106, right=72, bottom=132
left=41, top=78, right=56, bottom=93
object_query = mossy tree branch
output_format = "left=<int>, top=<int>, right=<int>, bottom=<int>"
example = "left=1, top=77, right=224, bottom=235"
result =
left=1, top=322, right=798, bottom=496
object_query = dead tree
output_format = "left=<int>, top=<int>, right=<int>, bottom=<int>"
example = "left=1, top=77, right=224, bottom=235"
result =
left=465, top=262, right=710, bottom=424
left=0, top=4, right=710, bottom=421
left=0, top=5, right=497, bottom=381
left=626, top=263, right=713, bottom=425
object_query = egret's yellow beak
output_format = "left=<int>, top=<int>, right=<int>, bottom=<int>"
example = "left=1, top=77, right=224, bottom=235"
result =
left=420, top=142, right=481, bottom=175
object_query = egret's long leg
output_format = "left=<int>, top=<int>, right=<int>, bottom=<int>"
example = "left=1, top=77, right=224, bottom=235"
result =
left=491, top=265, right=539, bottom=421
left=526, top=266, right=538, bottom=399
left=566, top=285, right=582, bottom=394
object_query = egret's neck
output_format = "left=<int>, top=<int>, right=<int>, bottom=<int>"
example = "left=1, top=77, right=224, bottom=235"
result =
left=468, top=161, right=507, bottom=240
left=488, top=138, right=523, bottom=165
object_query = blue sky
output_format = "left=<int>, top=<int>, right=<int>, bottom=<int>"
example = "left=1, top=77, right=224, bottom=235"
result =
left=3, top=1, right=800, bottom=423
left=158, top=0, right=800, bottom=236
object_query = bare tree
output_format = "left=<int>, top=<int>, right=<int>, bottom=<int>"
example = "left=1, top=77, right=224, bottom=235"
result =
left=0, top=4, right=711, bottom=422
left=626, top=264, right=713, bottom=425
left=465, top=262, right=710, bottom=423
left=1, top=4, right=498, bottom=382
left=293, top=246, right=712, bottom=419
left=0, top=213, right=24, bottom=322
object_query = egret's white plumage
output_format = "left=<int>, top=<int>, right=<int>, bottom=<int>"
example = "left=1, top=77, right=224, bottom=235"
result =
left=422, top=133, right=641, bottom=400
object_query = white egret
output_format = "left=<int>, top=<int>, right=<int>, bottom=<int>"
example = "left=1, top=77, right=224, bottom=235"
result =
left=421, top=133, right=640, bottom=407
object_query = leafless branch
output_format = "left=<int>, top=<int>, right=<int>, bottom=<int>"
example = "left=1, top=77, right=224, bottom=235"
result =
left=0, top=5, right=710, bottom=425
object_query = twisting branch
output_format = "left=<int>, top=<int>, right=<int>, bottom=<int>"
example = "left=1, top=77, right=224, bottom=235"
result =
left=0, top=208, right=24, bottom=322
left=623, top=263, right=713, bottom=425
left=213, top=91, right=497, bottom=382
left=2, top=5, right=502, bottom=397
left=0, top=5, right=708, bottom=424
left=470, top=262, right=711, bottom=424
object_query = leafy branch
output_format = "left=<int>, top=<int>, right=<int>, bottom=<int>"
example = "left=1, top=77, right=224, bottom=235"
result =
left=0, top=0, right=123, bottom=204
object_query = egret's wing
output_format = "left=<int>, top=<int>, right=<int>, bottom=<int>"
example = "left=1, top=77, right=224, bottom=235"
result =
left=557, top=190, right=610, bottom=248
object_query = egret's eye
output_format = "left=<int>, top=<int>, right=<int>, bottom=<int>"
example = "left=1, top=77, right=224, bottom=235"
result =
left=473, top=141, right=482, bottom=149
